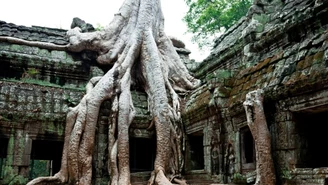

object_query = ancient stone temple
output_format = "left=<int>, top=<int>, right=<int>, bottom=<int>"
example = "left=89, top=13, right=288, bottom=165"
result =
left=1, top=0, right=328, bottom=184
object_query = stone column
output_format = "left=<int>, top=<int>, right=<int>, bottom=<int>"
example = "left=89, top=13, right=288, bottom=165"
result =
left=3, top=129, right=32, bottom=184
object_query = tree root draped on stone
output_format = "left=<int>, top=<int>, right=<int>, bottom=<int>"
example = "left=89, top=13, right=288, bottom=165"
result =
left=243, top=89, right=276, bottom=185
left=27, top=0, right=200, bottom=185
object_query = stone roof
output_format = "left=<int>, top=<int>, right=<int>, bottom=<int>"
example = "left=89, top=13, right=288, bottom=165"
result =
left=0, top=20, right=68, bottom=45
left=184, top=0, right=328, bottom=118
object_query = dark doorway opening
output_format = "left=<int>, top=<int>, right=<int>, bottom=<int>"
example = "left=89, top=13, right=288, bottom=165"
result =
left=188, top=133, right=204, bottom=170
left=29, top=140, right=63, bottom=179
left=0, top=60, right=21, bottom=79
left=295, top=110, right=328, bottom=168
left=129, top=137, right=156, bottom=172
left=0, top=138, right=9, bottom=179
left=240, top=127, right=255, bottom=171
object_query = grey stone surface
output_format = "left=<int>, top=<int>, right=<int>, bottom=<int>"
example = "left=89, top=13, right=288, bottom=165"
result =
left=1, top=0, right=328, bottom=184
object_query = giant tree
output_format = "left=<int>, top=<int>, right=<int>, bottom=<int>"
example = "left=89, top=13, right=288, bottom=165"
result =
left=26, top=0, right=200, bottom=184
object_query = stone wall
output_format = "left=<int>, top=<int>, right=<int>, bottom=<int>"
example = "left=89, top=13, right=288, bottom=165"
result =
left=183, top=0, right=328, bottom=184
left=0, top=19, right=196, bottom=184
left=0, top=21, right=67, bottom=45
left=0, top=21, right=93, bottom=184
left=1, top=0, right=328, bottom=184
left=0, top=82, right=84, bottom=144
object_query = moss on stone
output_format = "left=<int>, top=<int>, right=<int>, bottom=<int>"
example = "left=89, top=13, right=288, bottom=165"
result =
left=51, top=50, right=67, bottom=60
left=296, top=60, right=305, bottom=71
left=270, top=51, right=284, bottom=64
left=253, top=14, right=270, bottom=25
left=38, top=49, right=50, bottom=57
left=2, top=166, right=28, bottom=185
left=45, top=122, right=64, bottom=136
left=313, top=51, right=324, bottom=63
left=303, top=55, right=314, bottom=69
left=10, top=44, right=23, bottom=52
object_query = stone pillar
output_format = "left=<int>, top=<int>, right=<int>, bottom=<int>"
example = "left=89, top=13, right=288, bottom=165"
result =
left=203, top=125, right=211, bottom=173
left=234, top=130, right=241, bottom=173
left=3, top=129, right=31, bottom=185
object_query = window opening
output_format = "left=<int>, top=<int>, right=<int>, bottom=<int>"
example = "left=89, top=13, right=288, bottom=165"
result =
left=29, top=140, right=63, bottom=179
left=295, top=111, right=328, bottom=168
left=129, top=137, right=156, bottom=172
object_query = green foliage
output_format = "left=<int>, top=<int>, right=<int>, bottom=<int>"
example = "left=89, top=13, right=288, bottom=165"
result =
left=22, top=68, right=39, bottom=79
left=183, top=0, right=252, bottom=48
left=64, top=95, right=77, bottom=107
left=2, top=165, right=28, bottom=185
left=281, top=167, right=292, bottom=180
left=232, top=172, right=247, bottom=183
left=29, top=160, right=50, bottom=179
left=95, top=23, right=105, bottom=31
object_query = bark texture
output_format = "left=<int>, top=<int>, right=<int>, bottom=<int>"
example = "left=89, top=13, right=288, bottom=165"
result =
left=26, top=0, right=200, bottom=185
left=243, top=89, right=276, bottom=185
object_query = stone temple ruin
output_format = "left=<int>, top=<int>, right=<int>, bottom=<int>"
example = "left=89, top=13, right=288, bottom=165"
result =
left=1, top=0, right=328, bottom=184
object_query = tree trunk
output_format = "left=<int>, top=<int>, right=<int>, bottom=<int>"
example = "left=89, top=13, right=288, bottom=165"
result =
left=26, top=0, right=200, bottom=185
left=243, top=89, right=276, bottom=185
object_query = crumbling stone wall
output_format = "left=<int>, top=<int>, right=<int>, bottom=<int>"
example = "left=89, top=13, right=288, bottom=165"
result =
left=183, top=0, right=328, bottom=184
left=0, top=82, right=85, bottom=183
left=0, top=22, right=93, bottom=184
left=1, top=0, right=328, bottom=184
left=0, top=20, right=194, bottom=184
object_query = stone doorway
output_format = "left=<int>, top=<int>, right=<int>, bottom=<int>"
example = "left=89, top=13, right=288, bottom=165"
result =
left=29, top=140, right=63, bottom=179
left=129, top=137, right=156, bottom=172
left=294, top=110, right=328, bottom=168
left=187, top=132, right=204, bottom=171
left=240, top=126, right=255, bottom=172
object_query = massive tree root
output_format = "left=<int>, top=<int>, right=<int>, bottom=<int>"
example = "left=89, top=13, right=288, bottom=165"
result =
left=27, top=0, right=200, bottom=185
left=243, top=89, right=276, bottom=185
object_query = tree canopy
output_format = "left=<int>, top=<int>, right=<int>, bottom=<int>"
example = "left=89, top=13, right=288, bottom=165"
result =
left=183, top=0, right=252, bottom=48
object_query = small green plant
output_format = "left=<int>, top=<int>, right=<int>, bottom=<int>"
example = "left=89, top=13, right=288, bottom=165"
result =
left=95, top=23, right=104, bottom=31
left=232, top=172, right=246, bottom=183
left=2, top=165, right=28, bottom=185
left=21, top=68, right=40, bottom=79
left=281, top=168, right=292, bottom=180
left=0, top=115, right=10, bottom=121
left=64, top=95, right=77, bottom=107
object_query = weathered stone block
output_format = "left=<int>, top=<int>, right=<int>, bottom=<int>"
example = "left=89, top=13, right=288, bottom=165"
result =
left=8, top=92, right=17, bottom=102
left=53, top=100, right=61, bottom=113
left=42, top=103, right=53, bottom=113
left=0, top=94, right=7, bottom=101
left=51, top=50, right=67, bottom=60
left=292, top=168, right=314, bottom=175
left=313, top=167, right=328, bottom=174
left=35, top=96, right=43, bottom=103
left=43, top=92, right=53, bottom=103
left=53, top=91, right=63, bottom=100
left=276, top=121, right=289, bottom=149
left=12, top=155, right=25, bottom=166
left=0, top=101, right=5, bottom=109
left=16, top=103, right=26, bottom=112
left=62, top=103, right=69, bottom=112
left=26, top=95, right=34, bottom=103
left=8, top=101, right=17, bottom=110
